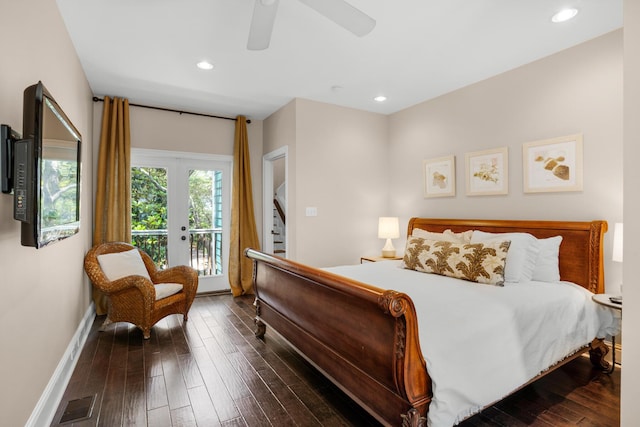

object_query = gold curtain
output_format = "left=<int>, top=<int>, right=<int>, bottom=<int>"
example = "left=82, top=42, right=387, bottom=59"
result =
left=92, top=96, right=132, bottom=314
left=228, top=116, right=260, bottom=296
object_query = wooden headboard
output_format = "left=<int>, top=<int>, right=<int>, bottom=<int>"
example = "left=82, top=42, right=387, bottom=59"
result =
left=407, top=218, right=607, bottom=294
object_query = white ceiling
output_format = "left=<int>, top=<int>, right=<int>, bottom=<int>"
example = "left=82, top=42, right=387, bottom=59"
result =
left=56, top=0, right=622, bottom=121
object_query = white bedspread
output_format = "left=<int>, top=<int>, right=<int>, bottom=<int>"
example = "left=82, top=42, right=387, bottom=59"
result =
left=325, top=260, right=619, bottom=427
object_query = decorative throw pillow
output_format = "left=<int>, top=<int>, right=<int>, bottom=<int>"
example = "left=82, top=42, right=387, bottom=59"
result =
left=532, top=236, right=563, bottom=282
left=412, top=228, right=472, bottom=243
left=402, top=238, right=511, bottom=285
left=412, top=228, right=448, bottom=240
left=471, top=231, right=539, bottom=283
left=97, top=248, right=151, bottom=282
left=444, top=229, right=473, bottom=243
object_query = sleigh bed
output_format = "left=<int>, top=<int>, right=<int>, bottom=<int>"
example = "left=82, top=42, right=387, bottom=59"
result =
left=245, top=218, right=619, bottom=426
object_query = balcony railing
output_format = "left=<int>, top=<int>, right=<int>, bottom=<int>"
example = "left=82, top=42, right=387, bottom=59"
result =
left=131, top=228, right=222, bottom=276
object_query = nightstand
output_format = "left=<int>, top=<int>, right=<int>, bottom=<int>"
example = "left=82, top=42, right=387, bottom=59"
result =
left=591, top=293, right=622, bottom=374
left=361, top=255, right=403, bottom=263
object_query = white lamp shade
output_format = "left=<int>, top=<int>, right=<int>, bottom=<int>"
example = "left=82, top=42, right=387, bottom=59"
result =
left=612, top=222, right=623, bottom=263
left=378, top=217, right=400, bottom=239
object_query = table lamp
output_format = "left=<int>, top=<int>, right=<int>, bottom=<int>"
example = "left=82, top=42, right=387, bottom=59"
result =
left=378, top=217, right=399, bottom=258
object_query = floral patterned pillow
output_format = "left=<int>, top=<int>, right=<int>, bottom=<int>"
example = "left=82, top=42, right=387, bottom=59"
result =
left=412, top=228, right=472, bottom=243
left=402, top=238, right=511, bottom=285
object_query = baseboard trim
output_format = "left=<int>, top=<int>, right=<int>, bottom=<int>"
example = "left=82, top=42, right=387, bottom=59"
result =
left=25, top=302, right=96, bottom=427
left=196, top=289, right=232, bottom=297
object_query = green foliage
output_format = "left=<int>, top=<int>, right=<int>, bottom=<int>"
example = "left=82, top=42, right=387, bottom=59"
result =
left=188, top=170, right=214, bottom=229
left=131, top=167, right=168, bottom=230
left=130, top=166, right=222, bottom=275
left=131, top=167, right=216, bottom=231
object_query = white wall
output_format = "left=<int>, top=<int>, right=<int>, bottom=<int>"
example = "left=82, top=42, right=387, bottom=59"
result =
left=264, top=31, right=624, bottom=281
left=622, top=0, right=640, bottom=424
left=266, top=99, right=390, bottom=267
left=388, top=30, right=624, bottom=294
left=263, top=100, right=298, bottom=257
left=0, top=1, right=94, bottom=425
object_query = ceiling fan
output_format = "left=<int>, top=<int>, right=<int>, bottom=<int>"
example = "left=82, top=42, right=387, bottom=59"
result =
left=247, top=0, right=376, bottom=50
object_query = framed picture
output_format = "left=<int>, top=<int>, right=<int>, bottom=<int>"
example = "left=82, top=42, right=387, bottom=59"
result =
left=523, top=134, right=583, bottom=193
left=465, top=147, right=508, bottom=196
left=423, top=155, right=455, bottom=198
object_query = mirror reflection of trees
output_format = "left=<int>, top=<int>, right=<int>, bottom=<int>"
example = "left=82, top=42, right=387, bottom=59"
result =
left=41, top=159, right=78, bottom=227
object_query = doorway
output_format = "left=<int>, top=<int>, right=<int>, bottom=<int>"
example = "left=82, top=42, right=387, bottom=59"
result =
left=263, top=147, right=288, bottom=257
left=131, top=149, right=232, bottom=293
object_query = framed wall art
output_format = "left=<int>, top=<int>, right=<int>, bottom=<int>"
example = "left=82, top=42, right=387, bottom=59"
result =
left=465, top=147, right=508, bottom=196
left=523, top=134, right=583, bottom=193
left=423, top=155, right=455, bottom=198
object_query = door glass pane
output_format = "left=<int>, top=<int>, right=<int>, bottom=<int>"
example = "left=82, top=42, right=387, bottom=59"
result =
left=130, top=166, right=168, bottom=268
left=188, top=169, right=223, bottom=276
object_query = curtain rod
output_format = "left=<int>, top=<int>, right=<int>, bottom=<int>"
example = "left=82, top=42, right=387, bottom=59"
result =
left=92, top=96, right=251, bottom=124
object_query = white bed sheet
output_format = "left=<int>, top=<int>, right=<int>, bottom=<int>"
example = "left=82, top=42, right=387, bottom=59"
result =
left=325, top=260, right=619, bottom=427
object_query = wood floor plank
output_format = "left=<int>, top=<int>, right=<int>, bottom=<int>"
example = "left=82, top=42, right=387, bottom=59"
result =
left=177, top=353, right=205, bottom=389
left=122, top=370, right=147, bottom=426
left=288, top=381, right=345, bottom=425
left=161, top=352, right=191, bottom=410
left=146, top=352, right=164, bottom=378
left=52, top=294, right=621, bottom=427
left=181, top=317, right=205, bottom=349
left=187, top=385, right=222, bottom=427
left=226, top=351, right=290, bottom=423
left=146, top=375, right=169, bottom=411
left=190, top=314, right=214, bottom=341
left=97, top=357, right=126, bottom=427
left=191, top=344, right=241, bottom=422
left=170, top=405, right=198, bottom=427
left=233, top=395, right=271, bottom=427
left=147, top=406, right=172, bottom=427
left=254, top=366, right=324, bottom=427
left=203, top=337, right=252, bottom=401
left=220, top=417, right=248, bottom=427
left=96, top=324, right=130, bottom=426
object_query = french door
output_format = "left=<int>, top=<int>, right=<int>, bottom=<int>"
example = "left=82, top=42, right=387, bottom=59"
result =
left=131, top=149, right=232, bottom=293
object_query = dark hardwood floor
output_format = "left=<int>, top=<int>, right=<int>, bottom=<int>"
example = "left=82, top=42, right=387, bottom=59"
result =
left=52, top=294, right=620, bottom=426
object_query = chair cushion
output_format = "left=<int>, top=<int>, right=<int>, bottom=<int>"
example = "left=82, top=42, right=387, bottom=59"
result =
left=154, top=283, right=183, bottom=300
left=97, top=248, right=151, bottom=281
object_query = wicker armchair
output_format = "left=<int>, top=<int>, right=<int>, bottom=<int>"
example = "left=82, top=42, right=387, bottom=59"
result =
left=84, top=242, right=198, bottom=339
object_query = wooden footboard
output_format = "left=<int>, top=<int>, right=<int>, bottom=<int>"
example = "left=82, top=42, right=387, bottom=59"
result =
left=245, top=249, right=432, bottom=426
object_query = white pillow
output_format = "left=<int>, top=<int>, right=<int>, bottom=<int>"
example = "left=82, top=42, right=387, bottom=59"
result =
left=532, top=236, right=563, bottom=282
left=471, top=231, right=540, bottom=283
left=154, top=283, right=183, bottom=300
left=412, top=228, right=472, bottom=243
left=97, top=248, right=151, bottom=282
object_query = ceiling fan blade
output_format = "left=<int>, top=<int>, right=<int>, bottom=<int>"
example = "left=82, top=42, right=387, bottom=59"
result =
left=298, top=0, right=375, bottom=37
left=247, top=0, right=280, bottom=51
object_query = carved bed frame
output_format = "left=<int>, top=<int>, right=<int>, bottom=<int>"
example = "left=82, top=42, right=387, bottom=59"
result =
left=245, top=218, right=610, bottom=426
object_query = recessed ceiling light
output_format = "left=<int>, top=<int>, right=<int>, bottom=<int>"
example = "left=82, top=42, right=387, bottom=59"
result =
left=374, top=95, right=387, bottom=102
left=551, top=8, right=578, bottom=23
left=196, top=60, right=214, bottom=70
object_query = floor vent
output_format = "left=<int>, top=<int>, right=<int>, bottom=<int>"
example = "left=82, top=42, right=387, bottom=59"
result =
left=59, top=395, right=95, bottom=424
